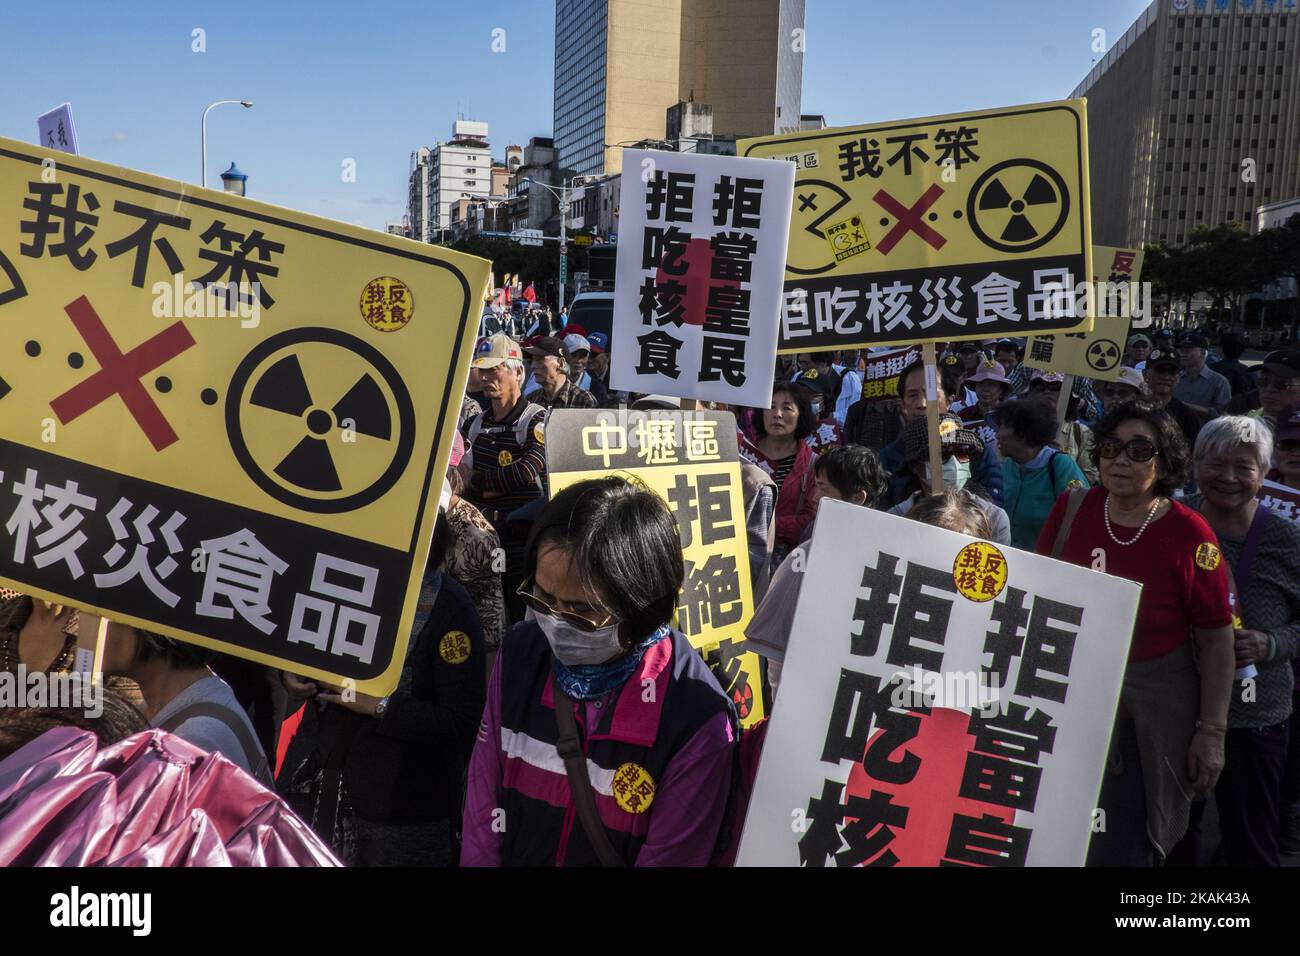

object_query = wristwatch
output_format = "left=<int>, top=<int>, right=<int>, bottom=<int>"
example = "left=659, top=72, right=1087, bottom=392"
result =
left=375, top=695, right=391, bottom=718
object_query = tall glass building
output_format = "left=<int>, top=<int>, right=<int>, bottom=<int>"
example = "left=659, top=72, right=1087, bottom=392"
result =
left=553, top=0, right=805, bottom=179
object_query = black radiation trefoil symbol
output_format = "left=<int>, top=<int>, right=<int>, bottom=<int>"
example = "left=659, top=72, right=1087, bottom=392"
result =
left=967, top=159, right=1070, bottom=254
left=1087, top=338, right=1121, bottom=372
left=226, top=328, right=415, bottom=513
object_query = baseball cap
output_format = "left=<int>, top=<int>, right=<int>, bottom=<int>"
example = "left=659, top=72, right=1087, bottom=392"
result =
left=1145, top=348, right=1182, bottom=371
left=966, top=360, right=1011, bottom=389
left=1276, top=403, right=1300, bottom=443
left=563, top=333, right=591, bottom=355
left=524, top=335, right=565, bottom=360
left=1262, top=349, right=1300, bottom=379
left=956, top=341, right=983, bottom=354
left=564, top=323, right=589, bottom=338
left=1127, top=333, right=1152, bottom=348
left=587, top=331, right=609, bottom=354
left=903, top=412, right=985, bottom=464
left=1179, top=331, right=1209, bottom=350
left=1112, top=367, right=1148, bottom=392
left=472, top=332, right=523, bottom=369
left=1029, top=370, right=1066, bottom=386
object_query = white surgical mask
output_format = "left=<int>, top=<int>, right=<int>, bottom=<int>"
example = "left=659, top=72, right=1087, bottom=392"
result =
left=811, top=402, right=823, bottom=417
left=924, top=456, right=972, bottom=490
left=528, top=607, right=624, bottom=666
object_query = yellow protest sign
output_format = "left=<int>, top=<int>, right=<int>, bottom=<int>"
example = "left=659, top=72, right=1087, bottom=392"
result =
left=0, top=136, right=490, bottom=695
left=546, top=409, right=765, bottom=727
left=1024, top=245, right=1146, bottom=381
left=740, top=100, right=1093, bottom=352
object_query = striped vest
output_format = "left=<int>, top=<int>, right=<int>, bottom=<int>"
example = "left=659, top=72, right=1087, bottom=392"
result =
left=498, top=622, right=734, bottom=866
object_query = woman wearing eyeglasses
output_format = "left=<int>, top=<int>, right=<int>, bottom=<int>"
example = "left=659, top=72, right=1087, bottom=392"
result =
left=1036, top=401, right=1235, bottom=866
left=461, top=477, right=738, bottom=867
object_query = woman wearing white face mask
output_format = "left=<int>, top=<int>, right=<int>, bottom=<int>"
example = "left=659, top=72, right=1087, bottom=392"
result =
left=888, top=412, right=1012, bottom=545
left=461, top=477, right=738, bottom=867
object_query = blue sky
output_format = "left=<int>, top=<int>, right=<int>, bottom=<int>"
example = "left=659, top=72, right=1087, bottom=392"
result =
left=0, top=0, right=1151, bottom=230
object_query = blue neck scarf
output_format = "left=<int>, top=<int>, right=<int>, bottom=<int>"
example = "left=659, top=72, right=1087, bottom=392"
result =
left=553, top=626, right=670, bottom=702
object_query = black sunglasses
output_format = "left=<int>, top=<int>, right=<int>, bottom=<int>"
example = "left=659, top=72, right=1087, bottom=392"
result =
left=1098, top=437, right=1160, bottom=463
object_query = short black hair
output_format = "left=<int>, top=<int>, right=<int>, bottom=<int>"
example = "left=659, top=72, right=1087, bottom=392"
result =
left=814, top=445, right=888, bottom=506
left=994, top=341, right=1021, bottom=358
left=897, top=357, right=960, bottom=400
left=136, top=629, right=215, bottom=670
left=754, top=381, right=815, bottom=441
left=997, top=398, right=1059, bottom=448
left=1090, top=400, right=1191, bottom=497
left=525, top=477, right=684, bottom=643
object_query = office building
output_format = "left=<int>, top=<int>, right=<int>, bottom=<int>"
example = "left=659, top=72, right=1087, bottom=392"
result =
left=1072, top=0, right=1300, bottom=248
left=553, top=0, right=804, bottom=178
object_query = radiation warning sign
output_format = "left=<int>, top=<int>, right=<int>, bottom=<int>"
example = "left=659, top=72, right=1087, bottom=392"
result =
left=545, top=409, right=766, bottom=728
left=0, top=136, right=491, bottom=695
left=1024, top=245, right=1146, bottom=382
left=739, top=100, right=1093, bottom=353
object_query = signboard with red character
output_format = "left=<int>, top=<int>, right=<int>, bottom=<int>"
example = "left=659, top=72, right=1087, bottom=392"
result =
left=736, top=501, right=1140, bottom=866
left=0, top=135, right=491, bottom=696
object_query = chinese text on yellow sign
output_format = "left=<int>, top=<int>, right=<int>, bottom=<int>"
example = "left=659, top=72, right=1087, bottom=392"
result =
left=546, top=409, right=765, bottom=726
left=1025, top=245, right=1146, bottom=382
left=740, top=100, right=1093, bottom=353
left=0, top=136, right=491, bottom=695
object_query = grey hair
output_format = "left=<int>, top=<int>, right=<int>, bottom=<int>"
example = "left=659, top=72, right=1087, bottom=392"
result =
left=502, top=358, right=526, bottom=383
left=1193, top=415, right=1274, bottom=473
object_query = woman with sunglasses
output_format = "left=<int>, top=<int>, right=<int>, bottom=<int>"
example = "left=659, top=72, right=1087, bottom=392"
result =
left=1036, top=401, right=1235, bottom=866
left=461, top=477, right=737, bottom=867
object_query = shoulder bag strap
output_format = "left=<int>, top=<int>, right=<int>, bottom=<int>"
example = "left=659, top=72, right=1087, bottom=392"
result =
left=1050, top=487, right=1088, bottom=560
left=551, top=673, right=626, bottom=867
left=158, top=700, right=273, bottom=787
left=1235, top=503, right=1272, bottom=586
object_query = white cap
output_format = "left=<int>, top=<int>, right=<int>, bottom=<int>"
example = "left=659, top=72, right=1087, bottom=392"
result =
left=563, top=333, right=591, bottom=354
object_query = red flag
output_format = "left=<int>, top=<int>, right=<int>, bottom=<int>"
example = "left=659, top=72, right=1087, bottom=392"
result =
left=523, top=283, right=537, bottom=304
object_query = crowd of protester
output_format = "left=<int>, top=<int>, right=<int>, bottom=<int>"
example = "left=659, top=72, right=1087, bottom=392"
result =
left=3, top=319, right=1299, bottom=869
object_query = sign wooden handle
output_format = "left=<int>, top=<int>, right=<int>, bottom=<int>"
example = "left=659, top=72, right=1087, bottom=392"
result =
left=921, top=343, right=944, bottom=497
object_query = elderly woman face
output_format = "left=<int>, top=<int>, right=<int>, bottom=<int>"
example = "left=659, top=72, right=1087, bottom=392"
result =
left=1099, top=418, right=1161, bottom=500
left=1197, top=444, right=1263, bottom=513
left=975, top=380, right=1006, bottom=410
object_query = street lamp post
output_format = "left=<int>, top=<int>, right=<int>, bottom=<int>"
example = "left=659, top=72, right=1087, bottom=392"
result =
left=201, top=100, right=253, bottom=187
left=520, top=177, right=571, bottom=314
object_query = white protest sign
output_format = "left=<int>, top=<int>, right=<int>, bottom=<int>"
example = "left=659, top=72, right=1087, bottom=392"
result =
left=1258, top=478, right=1300, bottom=525
left=737, top=501, right=1140, bottom=867
left=611, top=148, right=794, bottom=408
left=37, top=103, right=79, bottom=155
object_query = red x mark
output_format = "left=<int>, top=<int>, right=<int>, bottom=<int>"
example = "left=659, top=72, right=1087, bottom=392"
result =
left=50, top=295, right=196, bottom=451
left=873, top=184, right=948, bottom=255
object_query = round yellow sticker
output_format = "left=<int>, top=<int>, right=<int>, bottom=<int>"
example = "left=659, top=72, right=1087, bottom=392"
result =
left=952, top=541, right=1009, bottom=603
left=1195, top=542, right=1221, bottom=571
left=498, top=449, right=514, bottom=466
left=359, top=276, right=414, bottom=332
left=533, top=424, right=545, bottom=445
left=611, top=762, right=656, bottom=814
left=439, top=630, right=471, bottom=664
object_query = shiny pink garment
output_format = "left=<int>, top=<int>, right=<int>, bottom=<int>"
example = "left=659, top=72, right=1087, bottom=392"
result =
left=0, top=727, right=340, bottom=867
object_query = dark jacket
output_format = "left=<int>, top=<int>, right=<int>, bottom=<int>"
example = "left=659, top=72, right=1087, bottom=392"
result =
left=879, top=433, right=1004, bottom=510
left=294, top=573, right=486, bottom=824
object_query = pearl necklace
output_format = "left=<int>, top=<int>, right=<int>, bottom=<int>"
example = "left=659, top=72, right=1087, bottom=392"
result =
left=1104, top=493, right=1162, bottom=546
